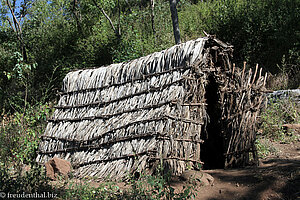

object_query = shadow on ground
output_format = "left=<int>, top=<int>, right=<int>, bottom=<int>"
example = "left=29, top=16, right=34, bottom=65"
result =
left=200, top=158, right=300, bottom=200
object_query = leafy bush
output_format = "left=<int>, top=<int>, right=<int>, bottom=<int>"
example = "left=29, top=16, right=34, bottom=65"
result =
left=63, top=180, right=122, bottom=200
left=260, top=99, right=299, bottom=142
left=0, top=161, right=50, bottom=194
left=179, top=0, right=300, bottom=73
left=124, top=171, right=196, bottom=199
left=255, top=138, right=278, bottom=159
left=266, top=47, right=300, bottom=90
left=0, top=103, right=52, bottom=164
left=62, top=170, right=197, bottom=200
left=256, top=97, right=299, bottom=158
left=0, top=103, right=53, bottom=193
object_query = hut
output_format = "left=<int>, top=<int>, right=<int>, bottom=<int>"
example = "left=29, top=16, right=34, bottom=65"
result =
left=36, top=36, right=267, bottom=179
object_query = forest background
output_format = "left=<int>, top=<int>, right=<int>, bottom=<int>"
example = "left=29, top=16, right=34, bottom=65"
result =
left=0, top=0, right=299, bottom=113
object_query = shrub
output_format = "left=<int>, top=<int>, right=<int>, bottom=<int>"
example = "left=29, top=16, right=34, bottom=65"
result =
left=179, top=0, right=300, bottom=73
left=0, top=103, right=53, bottom=193
left=255, top=138, right=278, bottom=159
left=0, top=161, right=50, bottom=194
left=266, top=47, right=300, bottom=90
left=62, top=169, right=197, bottom=200
left=260, top=98, right=299, bottom=141
left=256, top=97, right=299, bottom=158
left=63, top=180, right=122, bottom=200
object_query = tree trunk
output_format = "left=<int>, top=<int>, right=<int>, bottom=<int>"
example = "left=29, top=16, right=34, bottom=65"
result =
left=72, top=0, right=82, bottom=32
left=169, top=0, right=181, bottom=44
left=6, top=0, right=27, bottom=61
left=151, top=0, right=155, bottom=35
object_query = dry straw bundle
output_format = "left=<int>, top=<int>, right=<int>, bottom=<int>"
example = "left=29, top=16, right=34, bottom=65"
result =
left=37, top=36, right=266, bottom=179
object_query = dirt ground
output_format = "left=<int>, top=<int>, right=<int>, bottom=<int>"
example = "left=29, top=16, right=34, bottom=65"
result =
left=52, top=140, right=299, bottom=200
left=180, top=141, right=300, bottom=200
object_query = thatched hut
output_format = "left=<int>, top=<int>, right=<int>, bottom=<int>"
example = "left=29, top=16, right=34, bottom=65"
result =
left=36, top=36, right=266, bottom=179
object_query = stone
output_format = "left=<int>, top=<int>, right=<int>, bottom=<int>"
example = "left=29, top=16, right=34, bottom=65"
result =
left=180, top=170, right=214, bottom=186
left=45, top=157, right=71, bottom=180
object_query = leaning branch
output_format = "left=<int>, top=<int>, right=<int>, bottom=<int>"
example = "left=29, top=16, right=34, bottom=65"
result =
left=5, top=0, right=27, bottom=61
left=92, top=0, right=120, bottom=37
left=6, top=0, right=21, bottom=34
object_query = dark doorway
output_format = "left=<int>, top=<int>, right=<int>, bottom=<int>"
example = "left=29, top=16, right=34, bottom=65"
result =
left=200, top=74, right=225, bottom=169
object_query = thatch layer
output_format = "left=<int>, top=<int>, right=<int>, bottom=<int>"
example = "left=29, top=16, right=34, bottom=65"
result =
left=37, top=36, right=266, bottom=179
left=37, top=38, right=211, bottom=179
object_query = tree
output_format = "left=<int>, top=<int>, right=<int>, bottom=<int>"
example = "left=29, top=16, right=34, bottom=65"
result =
left=92, top=0, right=121, bottom=38
left=5, top=0, right=27, bottom=61
left=169, top=0, right=180, bottom=44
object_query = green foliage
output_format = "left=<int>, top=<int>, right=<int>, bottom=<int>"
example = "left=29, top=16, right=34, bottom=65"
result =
left=0, top=103, right=52, bottom=164
left=125, top=172, right=196, bottom=200
left=0, top=161, right=50, bottom=193
left=179, top=0, right=300, bottom=73
left=0, top=102, right=53, bottom=193
left=110, top=0, right=174, bottom=63
left=63, top=180, right=122, bottom=200
left=0, top=49, right=38, bottom=111
left=62, top=170, right=196, bottom=200
left=1, top=0, right=298, bottom=112
left=256, top=97, right=299, bottom=158
left=255, top=138, right=278, bottom=159
left=260, top=99, right=299, bottom=142
left=6, top=52, right=37, bottom=80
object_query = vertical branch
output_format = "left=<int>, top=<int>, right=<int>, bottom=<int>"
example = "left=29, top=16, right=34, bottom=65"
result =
left=169, top=0, right=181, bottom=44
left=117, top=0, right=121, bottom=36
left=12, top=0, right=16, bottom=13
left=72, top=0, right=82, bottom=32
left=5, top=0, right=27, bottom=61
left=150, top=0, right=155, bottom=35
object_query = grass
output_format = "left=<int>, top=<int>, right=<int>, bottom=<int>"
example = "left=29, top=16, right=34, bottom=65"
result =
left=255, top=138, right=278, bottom=159
left=56, top=169, right=197, bottom=200
left=256, top=97, right=299, bottom=158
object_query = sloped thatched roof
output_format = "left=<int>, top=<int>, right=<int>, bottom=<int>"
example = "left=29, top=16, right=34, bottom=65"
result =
left=37, top=36, right=266, bottom=179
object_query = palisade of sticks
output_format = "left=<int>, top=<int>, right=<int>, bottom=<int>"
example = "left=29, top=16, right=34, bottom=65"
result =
left=219, top=62, right=267, bottom=168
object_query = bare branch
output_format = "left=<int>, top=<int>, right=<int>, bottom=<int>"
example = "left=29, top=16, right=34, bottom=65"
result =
left=6, top=0, right=22, bottom=35
left=7, top=18, right=17, bottom=33
left=117, top=0, right=121, bottom=36
left=5, top=0, right=27, bottom=61
left=151, top=0, right=155, bottom=35
left=72, top=0, right=82, bottom=32
left=92, top=0, right=120, bottom=37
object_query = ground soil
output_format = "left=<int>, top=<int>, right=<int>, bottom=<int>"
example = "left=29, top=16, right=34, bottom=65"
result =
left=52, top=140, right=299, bottom=200
left=183, top=140, right=300, bottom=200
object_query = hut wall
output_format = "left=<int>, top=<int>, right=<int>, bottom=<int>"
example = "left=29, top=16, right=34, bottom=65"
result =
left=36, top=36, right=266, bottom=179
left=37, top=38, right=212, bottom=179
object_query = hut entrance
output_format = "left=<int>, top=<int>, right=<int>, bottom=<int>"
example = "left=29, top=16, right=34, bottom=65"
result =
left=200, top=74, right=225, bottom=169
